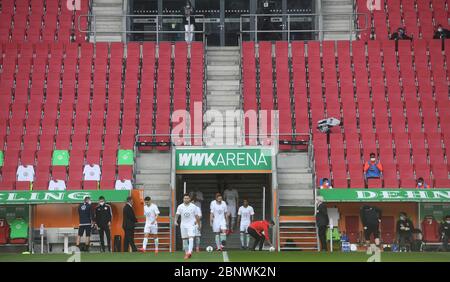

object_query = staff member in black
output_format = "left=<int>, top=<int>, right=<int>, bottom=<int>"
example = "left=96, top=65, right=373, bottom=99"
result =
left=440, top=215, right=450, bottom=251
left=360, top=205, right=382, bottom=248
left=94, top=196, right=113, bottom=252
left=76, top=196, right=93, bottom=252
left=123, top=196, right=138, bottom=252
left=396, top=212, right=414, bottom=252
left=316, top=196, right=329, bottom=251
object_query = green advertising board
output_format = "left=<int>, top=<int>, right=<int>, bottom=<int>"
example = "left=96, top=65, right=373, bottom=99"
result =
left=319, top=189, right=450, bottom=203
left=0, top=151, right=3, bottom=167
left=0, top=190, right=130, bottom=205
left=175, top=147, right=273, bottom=173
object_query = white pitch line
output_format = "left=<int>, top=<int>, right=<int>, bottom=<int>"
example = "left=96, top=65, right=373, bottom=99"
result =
left=222, top=251, right=229, bottom=262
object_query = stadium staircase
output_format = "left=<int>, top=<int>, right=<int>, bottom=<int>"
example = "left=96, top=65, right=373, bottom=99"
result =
left=91, top=0, right=125, bottom=42
left=204, top=46, right=243, bottom=145
left=321, top=0, right=356, bottom=40
left=276, top=153, right=318, bottom=251
left=135, top=152, right=171, bottom=208
left=183, top=174, right=266, bottom=250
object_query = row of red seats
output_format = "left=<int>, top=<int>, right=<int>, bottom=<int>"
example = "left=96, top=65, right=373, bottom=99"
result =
left=242, top=40, right=449, bottom=188
left=356, top=0, right=449, bottom=40
left=0, top=0, right=89, bottom=43
left=0, top=41, right=205, bottom=190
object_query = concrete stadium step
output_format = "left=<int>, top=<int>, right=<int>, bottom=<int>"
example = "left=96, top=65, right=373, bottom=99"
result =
left=135, top=152, right=171, bottom=207
left=320, top=0, right=356, bottom=40
left=90, top=0, right=124, bottom=42
left=205, top=46, right=242, bottom=146
left=277, top=152, right=314, bottom=208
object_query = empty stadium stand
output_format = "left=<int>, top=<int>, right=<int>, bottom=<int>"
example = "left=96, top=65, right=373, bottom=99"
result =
left=242, top=40, right=450, bottom=188
left=356, top=0, right=449, bottom=40
left=0, top=41, right=205, bottom=190
left=0, top=0, right=90, bottom=43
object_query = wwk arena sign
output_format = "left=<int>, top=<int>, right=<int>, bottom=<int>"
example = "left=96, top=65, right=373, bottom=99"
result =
left=319, top=189, right=450, bottom=203
left=175, top=147, right=273, bottom=174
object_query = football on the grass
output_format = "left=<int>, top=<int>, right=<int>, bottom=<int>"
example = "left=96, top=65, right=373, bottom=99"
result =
left=269, top=247, right=275, bottom=252
left=206, top=246, right=214, bottom=252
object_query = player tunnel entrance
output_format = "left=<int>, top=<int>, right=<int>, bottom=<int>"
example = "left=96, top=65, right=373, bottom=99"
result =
left=175, top=173, right=272, bottom=250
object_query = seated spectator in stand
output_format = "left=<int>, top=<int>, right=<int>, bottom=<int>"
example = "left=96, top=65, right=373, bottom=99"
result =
left=319, top=178, right=332, bottom=189
left=433, top=24, right=450, bottom=39
left=416, top=177, right=430, bottom=189
left=363, top=153, right=383, bottom=179
left=390, top=27, right=413, bottom=40
left=396, top=212, right=414, bottom=252
left=440, top=215, right=450, bottom=252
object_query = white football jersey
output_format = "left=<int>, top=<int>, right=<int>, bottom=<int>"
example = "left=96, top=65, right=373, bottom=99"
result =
left=144, top=203, right=160, bottom=225
left=48, top=180, right=66, bottom=191
left=238, top=206, right=255, bottom=224
left=115, top=180, right=132, bottom=190
left=17, top=165, right=35, bottom=181
left=210, top=201, right=228, bottom=221
left=83, top=164, right=101, bottom=181
left=176, top=203, right=198, bottom=227
left=223, top=189, right=239, bottom=205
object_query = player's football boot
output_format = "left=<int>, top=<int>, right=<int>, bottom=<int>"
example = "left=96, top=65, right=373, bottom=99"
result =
left=139, top=248, right=146, bottom=253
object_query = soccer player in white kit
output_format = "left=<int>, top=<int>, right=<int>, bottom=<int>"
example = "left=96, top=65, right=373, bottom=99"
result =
left=141, top=196, right=160, bottom=253
left=237, top=199, right=255, bottom=249
left=175, top=193, right=200, bottom=259
left=210, top=193, right=229, bottom=251
left=223, top=185, right=239, bottom=233
left=192, top=194, right=202, bottom=253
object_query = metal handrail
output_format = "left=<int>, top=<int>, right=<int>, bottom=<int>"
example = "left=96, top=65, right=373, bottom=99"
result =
left=77, top=14, right=206, bottom=43
left=240, top=13, right=369, bottom=42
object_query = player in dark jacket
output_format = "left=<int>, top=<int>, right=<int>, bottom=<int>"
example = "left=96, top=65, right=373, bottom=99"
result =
left=94, top=196, right=113, bottom=252
left=76, top=196, right=93, bottom=251
left=360, top=205, right=382, bottom=247
left=316, top=196, right=329, bottom=251
left=440, top=215, right=450, bottom=251
left=396, top=212, right=414, bottom=252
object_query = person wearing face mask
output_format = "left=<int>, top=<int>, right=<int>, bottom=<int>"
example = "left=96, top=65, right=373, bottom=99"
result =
left=396, top=212, right=414, bottom=252
left=94, top=196, right=113, bottom=252
left=433, top=24, right=450, bottom=39
left=319, top=178, right=332, bottom=189
left=76, top=196, right=93, bottom=251
left=390, top=27, right=412, bottom=40
left=440, top=215, right=450, bottom=251
left=416, top=177, right=430, bottom=189
left=363, top=153, right=383, bottom=179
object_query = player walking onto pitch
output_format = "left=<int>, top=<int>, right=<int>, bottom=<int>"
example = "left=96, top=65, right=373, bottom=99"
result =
left=140, top=196, right=160, bottom=254
left=237, top=199, right=254, bottom=249
left=175, top=193, right=200, bottom=259
left=223, top=185, right=239, bottom=233
left=210, top=193, right=229, bottom=251
left=192, top=194, right=202, bottom=252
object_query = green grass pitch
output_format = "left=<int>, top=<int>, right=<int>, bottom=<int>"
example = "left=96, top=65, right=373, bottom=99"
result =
left=0, top=251, right=449, bottom=262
